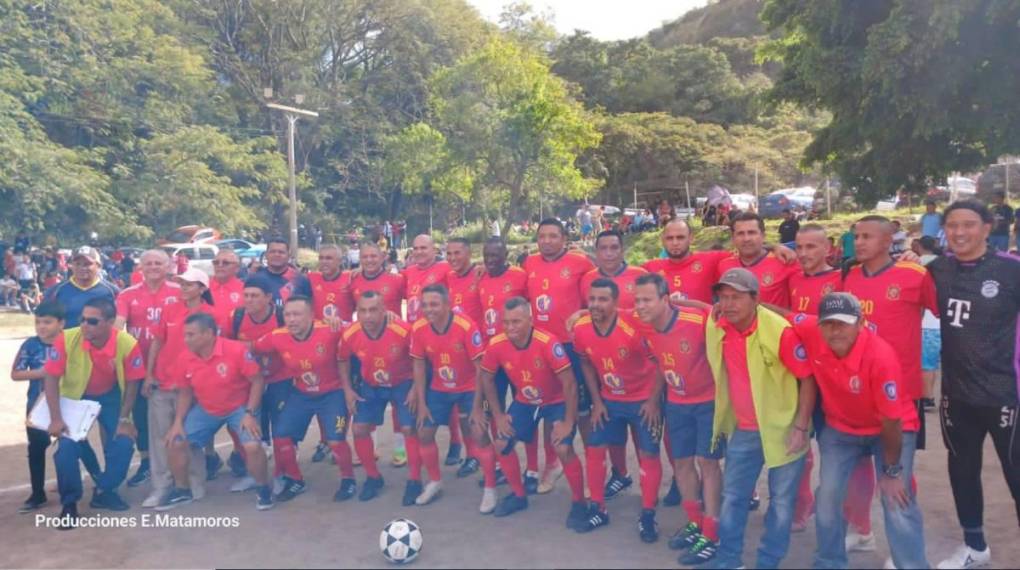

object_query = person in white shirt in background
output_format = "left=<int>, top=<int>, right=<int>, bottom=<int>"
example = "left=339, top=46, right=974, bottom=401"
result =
left=917, top=235, right=942, bottom=413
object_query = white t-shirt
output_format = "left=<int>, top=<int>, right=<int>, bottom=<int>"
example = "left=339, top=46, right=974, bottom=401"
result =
left=920, top=254, right=940, bottom=330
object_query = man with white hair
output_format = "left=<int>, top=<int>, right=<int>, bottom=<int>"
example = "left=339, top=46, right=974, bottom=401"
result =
left=209, top=248, right=245, bottom=321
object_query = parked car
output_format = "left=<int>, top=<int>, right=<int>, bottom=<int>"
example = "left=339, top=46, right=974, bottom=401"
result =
left=730, top=193, right=758, bottom=212
left=760, top=192, right=795, bottom=218
left=157, top=225, right=221, bottom=246
left=215, top=239, right=267, bottom=261
left=160, top=243, right=219, bottom=275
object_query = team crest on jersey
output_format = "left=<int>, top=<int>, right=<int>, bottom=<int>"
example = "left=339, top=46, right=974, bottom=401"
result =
left=472, top=331, right=483, bottom=347
left=390, top=345, right=402, bottom=356
left=374, top=369, right=391, bottom=385
left=230, top=292, right=241, bottom=303
left=794, top=344, right=808, bottom=361
left=216, top=363, right=228, bottom=377
left=848, top=375, right=862, bottom=394
left=692, top=261, right=703, bottom=273
left=822, top=283, right=835, bottom=295
left=981, top=280, right=1000, bottom=299
left=323, top=304, right=337, bottom=318
left=381, top=286, right=390, bottom=295
left=603, top=373, right=623, bottom=390
left=762, top=273, right=774, bottom=286
left=553, top=343, right=566, bottom=358
left=536, top=294, right=552, bottom=313
left=503, top=282, right=512, bottom=292
left=315, top=343, right=325, bottom=355
left=533, top=357, right=545, bottom=370
left=132, top=356, right=143, bottom=368
left=521, top=385, right=540, bottom=402
left=438, top=366, right=456, bottom=382
left=793, top=313, right=808, bottom=324
left=618, top=347, right=628, bottom=359
left=485, top=308, right=498, bottom=327
left=883, top=381, right=898, bottom=401
left=886, top=284, right=901, bottom=300
left=301, top=371, right=320, bottom=387
left=560, top=267, right=572, bottom=279
left=453, top=342, right=465, bottom=353
left=679, top=340, right=691, bottom=354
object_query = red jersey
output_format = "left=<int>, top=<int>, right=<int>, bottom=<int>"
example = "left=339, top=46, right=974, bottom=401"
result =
left=480, top=328, right=572, bottom=406
left=115, top=280, right=181, bottom=355
left=403, top=261, right=450, bottom=323
left=478, top=266, right=528, bottom=339
left=789, top=314, right=919, bottom=435
left=718, top=252, right=798, bottom=308
left=227, top=308, right=289, bottom=383
left=208, top=276, right=244, bottom=320
left=842, top=261, right=938, bottom=400
left=523, top=251, right=595, bottom=340
left=580, top=264, right=647, bottom=309
left=642, top=250, right=730, bottom=304
left=181, top=337, right=261, bottom=416
left=350, top=269, right=406, bottom=316
left=45, top=330, right=146, bottom=396
left=308, top=270, right=354, bottom=322
left=410, top=314, right=485, bottom=393
left=630, top=308, right=714, bottom=405
left=572, top=314, right=656, bottom=402
left=447, top=265, right=484, bottom=326
left=153, top=302, right=225, bottom=389
left=253, top=324, right=343, bottom=394
left=339, top=318, right=414, bottom=387
left=788, top=269, right=841, bottom=314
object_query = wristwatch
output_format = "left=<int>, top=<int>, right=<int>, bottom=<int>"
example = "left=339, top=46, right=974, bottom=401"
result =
left=882, top=463, right=903, bottom=478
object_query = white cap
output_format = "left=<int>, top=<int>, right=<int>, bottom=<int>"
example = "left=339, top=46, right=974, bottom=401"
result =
left=175, top=268, right=209, bottom=288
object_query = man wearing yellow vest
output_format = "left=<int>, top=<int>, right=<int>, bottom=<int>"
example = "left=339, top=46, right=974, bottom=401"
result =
left=702, top=268, right=817, bottom=569
left=43, top=297, right=146, bottom=530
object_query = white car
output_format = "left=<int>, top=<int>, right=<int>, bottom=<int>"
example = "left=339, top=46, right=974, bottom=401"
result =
left=731, top=193, right=758, bottom=212
left=161, top=243, right=219, bottom=275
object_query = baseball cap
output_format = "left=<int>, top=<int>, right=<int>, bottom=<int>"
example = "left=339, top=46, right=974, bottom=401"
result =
left=712, top=268, right=759, bottom=294
left=175, top=268, right=210, bottom=288
left=818, top=292, right=862, bottom=324
left=71, top=246, right=101, bottom=264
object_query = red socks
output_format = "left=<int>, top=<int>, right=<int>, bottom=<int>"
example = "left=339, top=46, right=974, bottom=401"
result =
left=405, top=435, right=422, bottom=482
left=585, top=446, right=608, bottom=508
left=702, top=516, right=719, bottom=542
left=683, top=500, right=704, bottom=527
left=844, top=456, right=874, bottom=534
left=354, top=436, right=380, bottom=478
left=525, top=431, right=539, bottom=472
left=609, top=445, right=628, bottom=477
left=476, top=444, right=497, bottom=489
left=449, top=407, right=463, bottom=445
left=639, top=456, right=662, bottom=510
left=330, top=441, right=355, bottom=478
left=562, top=455, right=585, bottom=503
left=420, top=441, right=442, bottom=482
left=272, top=437, right=302, bottom=480
left=497, top=448, right=526, bottom=498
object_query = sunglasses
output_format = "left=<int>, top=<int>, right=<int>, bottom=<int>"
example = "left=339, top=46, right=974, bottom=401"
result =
left=82, top=317, right=105, bottom=326
left=212, top=260, right=237, bottom=266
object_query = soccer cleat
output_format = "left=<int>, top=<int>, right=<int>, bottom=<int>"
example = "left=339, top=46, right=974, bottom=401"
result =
left=575, top=504, right=610, bottom=533
left=748, top=491, right=761, bottom=511
left=537, top=462, right=563, bottom=494
left=392, top=448, right=407, bottom=467
left=126, top=459, right=151, bottom=487
left=444, top=442, right=463, bottom=466
left=57, top=504, right=79, bottom=531
left=480, top=488, right=498, bottom=514
left=204, top=452, right=224, bottom=480
left=663, top=479, right=682, bottom=506
left=791, top=513, right=812, bottom=533
left=359, top=477, right=384, bottom=502
left=638, top=508, right=659, bottom=543
left=604, top=471, right=633, bottom=500
left=231, top=475, right=258, bottom=493
left=89, top=489, right=130, bottom=511
left=334, top=478, right=357, bottom=502
left=523, top=471, right=540, bottom=495
left=155, top=488, right=193, bottom=511
left=457, top=457, right=480, bottom=478
left=566, top=500, right=589, bottom=530
left=680, top=536, right=719, bottom=566
left=415, top=481, right=443, bottom=506
left=18, top=494, right=47, bottom=514
left=478, top=467, right=509, bottom=488
left=141, top=491, right=164, bottom=509
left=493, top=493, right=528, bottom=517
left=402, top=481, right=423, bottom=506
left=669, top=521, right=702, bottom=550
left=936, top=544, right=991, bottom=569
left=256, top=486, right=275, bottom=511
left=311, top=441, right=330, bottom=463
left=845, top=530, right=876, bottom=552
left=274, top=477, right=308, bottom=502
left=228, top=450, right=247, bottom=478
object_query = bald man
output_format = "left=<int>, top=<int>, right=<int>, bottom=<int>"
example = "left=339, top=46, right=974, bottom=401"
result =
left=641, top=219, right=734, bottom=305
left=403, top=235, right=450, bottom=324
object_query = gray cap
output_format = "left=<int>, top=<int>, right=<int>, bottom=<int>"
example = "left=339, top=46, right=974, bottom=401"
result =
left=818, top=292, right=862, bottom=324
left=712, top=268, right=759, bottom=294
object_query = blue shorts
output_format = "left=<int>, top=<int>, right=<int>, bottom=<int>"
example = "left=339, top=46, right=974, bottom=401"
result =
left=354, top=381, right=415, bottom=429
left=666, top=401, right=721, bottom=459
left=590, top=400, right=661, bottom=453
left=922, top=328, right=941, bottom=372
left=260, top=380, right=292, bottom=443
left=562, top=343, right=590, bottom=416
left=185, top=404, right=258, bottom=449
left=276, top=389, right=349, bottom=442
left=501, top=401, right=572, bottom=452
left=581, top=224, right=593, bottom=236
left=423, top=390, right=474, bottom=428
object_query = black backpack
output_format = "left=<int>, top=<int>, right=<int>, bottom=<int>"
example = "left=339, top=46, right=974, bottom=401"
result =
left=231, top=305, right=285, bottom=339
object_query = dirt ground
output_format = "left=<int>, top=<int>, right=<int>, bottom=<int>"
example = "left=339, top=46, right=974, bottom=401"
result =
left=0, top=327, right=1017, bottom=569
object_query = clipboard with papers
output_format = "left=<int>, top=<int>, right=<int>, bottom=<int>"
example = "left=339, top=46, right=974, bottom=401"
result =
left=26, top=395, right=101, bottom=441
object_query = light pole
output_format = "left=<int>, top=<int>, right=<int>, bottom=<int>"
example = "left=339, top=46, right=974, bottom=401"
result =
left=267, top=102, right=319, bottom=257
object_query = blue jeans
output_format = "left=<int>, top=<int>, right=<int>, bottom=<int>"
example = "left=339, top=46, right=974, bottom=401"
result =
left=716, top=429, right=806, bottom=569
left=54, top=387, right=135, bottom=506
left=814, top=428, right=927, bottom=569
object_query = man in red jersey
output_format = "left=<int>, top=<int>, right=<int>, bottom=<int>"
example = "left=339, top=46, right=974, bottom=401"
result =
left=840, top=215, right=938, bottom=552
left=308, top=244, right=353, bottom=324
left=350, top=241, right=405, bottom=316
left=445, top=238, right=485, bottom=325
left=718, top=212, right=799, bottom=308
left=789, top=224, right=841, bottom=315
left=523, top=218, right=595, bottom=493
left=115, top=249, right=180, bottom=488
left=208, top=249, right=244, bottom=321
left=403, top=235, right=449, bottom=323
left=633, top=273, right=722, bottom=565
left=474, top=297, right=587, bottom=524
left=410, top=284, right=499, bottom=512
left=340, top=292, right=420, bottom=504
left=253, top=296, right=357, bottom=503
left=574, top=279, right=664, bottom=542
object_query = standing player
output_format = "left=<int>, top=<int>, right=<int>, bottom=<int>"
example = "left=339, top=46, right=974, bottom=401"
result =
left=253, top=296, right=356, bottom=502
left=403, top=235, right=449, bottom=323
left=927, top=200, right=1020, bottom=569
left=307, top=244, right=353, bottom=324
left=445, top=238, right=485, bottom=325
left=255, top=237, right=312, bottom=305
left=580, top=230, right=647, bottom=309
left=642, top=219, right=731, bottom=304
left=574, top=279, right=663, bottom=542
left=350, top=242, right=405, bottom=315
left=475, top=297, right=587, bottom=525
left=718, top=212, right=799, bottom=308
left=788, top=224, right=840, bottom=315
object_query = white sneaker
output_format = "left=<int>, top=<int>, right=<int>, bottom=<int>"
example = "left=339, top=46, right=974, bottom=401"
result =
left=846, top=531, right=876, bottom=552
left=142, top=491, right=164, bottom=508
left=191, top=483, right=206, bottom=501
left=884, top=557, right=896, bottom=570
left=415, top=481, right=442, bottom=506
left=272, top=476, right=286, bottom=495
left=479, top=488, right=497, bottom=514
left=231, top=476, right=258, bottom=493
left=936, top=544, right=991, bottom=569
left=537, top=463, right=563, bottom=494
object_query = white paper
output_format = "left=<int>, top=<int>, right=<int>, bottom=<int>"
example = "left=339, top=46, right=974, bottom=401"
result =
left=27, top=395, right=102, bottom=441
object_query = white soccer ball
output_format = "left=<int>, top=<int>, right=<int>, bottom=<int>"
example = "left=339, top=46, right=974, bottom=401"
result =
left=380, top=518, right=423, bottom=565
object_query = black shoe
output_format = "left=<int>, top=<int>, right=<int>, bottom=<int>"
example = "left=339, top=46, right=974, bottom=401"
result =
left=669, top=521, right=702, bottom=550
left=575, top=504, right=610, bottom=533
left=679, top=536, right=718, bottom=566
left=566, top=500, right=589, bottom=530
left=493, top=493, right=528, bottom=517
left=604, top=471, right=633, bottom=500
left=749, top=492, right=760, bottom=511
left=524, top=472, right=539, bottom=495
left=126, top=459, right=150, bottom=488
left=311, top=441, right=330, bottom=463
left=205, top=452, right=224, bottom=481
left=256, top=486, right=275, bottom=511
left=228, top=450, right=247, bottom=478
left=334, top=478, right=357, bottom=502
left=457, top=457, right=480, bottom=478
left=18, top=494, right=47, bottom=514
left=359, top=477, right=384, bottom=501
left=402, top=481, right=423, bottom=506
left=638, top=508, right=659, bottom=543
left=57, top=504, right=79, bottom=531
left=444, top=442, right=463, bottom=466
left=662, top=479, right=682, bottom=506
left=155, top=487, right=193, bottom=511
left=90, top=489, right=130, bottom=511
left=275, top=477, right=307, bottom=502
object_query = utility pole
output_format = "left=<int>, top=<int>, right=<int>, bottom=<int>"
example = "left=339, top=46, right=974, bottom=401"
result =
left=267, top=102, right=319, bottom=258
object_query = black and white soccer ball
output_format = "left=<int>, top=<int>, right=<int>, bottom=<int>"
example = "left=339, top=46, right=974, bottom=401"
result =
left=380, top=518, right=423, bottom=564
